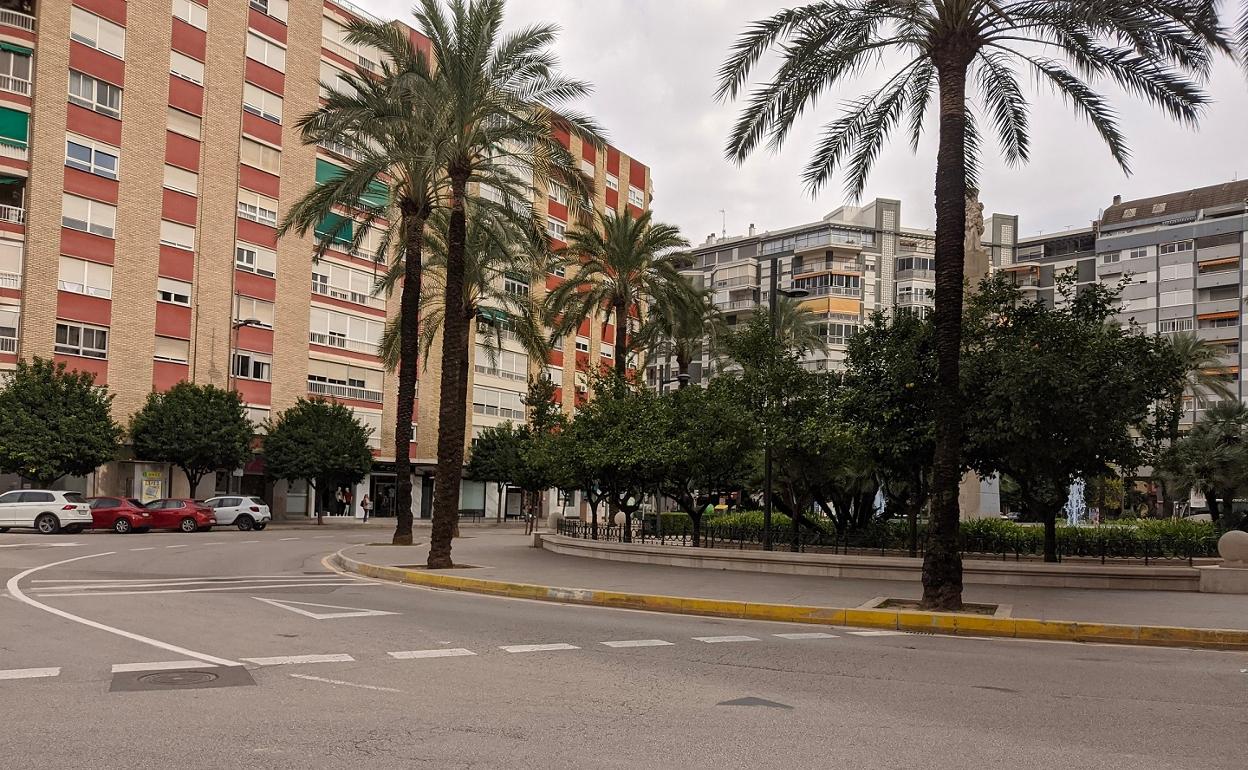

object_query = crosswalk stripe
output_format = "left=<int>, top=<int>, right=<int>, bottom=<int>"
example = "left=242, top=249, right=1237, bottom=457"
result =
left=773, top=632, right=839, bottom=640
left=242, top=654, right=354, bottom=666
left=693, top=635, right=759, bottom=643
left=500, top=643, right=579, bottom=653
left=35, top=577, right=362, bottom=591
left=34, top=575, right=343, bottom=583
left=0, top=667, right=60, bottom=680
left=847, top=630, right=906, bottom=637
left=388, top=649, right=476, bottom=660
left=35, top=581, right=369, bottom=597
left=112, top=660, right=217, bottom=673
left=600, top=639, right=674, bottom=648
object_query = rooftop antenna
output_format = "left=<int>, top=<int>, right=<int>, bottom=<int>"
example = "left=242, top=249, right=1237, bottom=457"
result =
left=719, top=209, right=726, bottom=239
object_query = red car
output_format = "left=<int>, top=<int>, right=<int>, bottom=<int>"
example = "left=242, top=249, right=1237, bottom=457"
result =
left=143, top=499, right=217, bottom=532
left=87, top=497, right=154, bottom=534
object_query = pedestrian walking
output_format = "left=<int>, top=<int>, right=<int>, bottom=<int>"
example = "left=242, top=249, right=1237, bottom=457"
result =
left=361, top=494, right=372, bottom=523
left=335, top=487, right=345, bottom=516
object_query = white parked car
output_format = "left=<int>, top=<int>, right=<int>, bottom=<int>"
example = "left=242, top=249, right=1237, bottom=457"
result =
left=0, top=490, right=94, bottom=534
left=202, top=496, right=271, bottom=531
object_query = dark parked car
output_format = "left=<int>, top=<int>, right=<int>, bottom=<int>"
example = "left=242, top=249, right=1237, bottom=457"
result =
left=142, top=499, right=216, bottom=532
left=87, top=497, right=153, bottom=534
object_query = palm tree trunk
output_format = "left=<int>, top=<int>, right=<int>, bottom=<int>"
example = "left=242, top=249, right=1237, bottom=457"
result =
left=614, top=300, right=628, bottom=376
left=392, top=207, right=426, bottom=546
left=428, top=173, right=472, bottom=569
left=921, top=56, right=970, bottom=611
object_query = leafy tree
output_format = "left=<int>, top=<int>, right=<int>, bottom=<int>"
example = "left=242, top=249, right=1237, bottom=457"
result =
left=843, top=311, right=937, bottom=555
left=280, top=19, right=445, bottom=546
left=0, top=357, right=121, bottom=487
left=465, top=422, right=523, bottom=521
left=129, top=382, right=251, bottom=493
left=262, top=399, right=373, bottom=526
left=415, top=0, right=598, bottom=569
left=962, top=277, right=1181, bottom=561
left=718, top=0, right=1228, bottom=609
left=1159, top=401, right=1248, bottom=523
left=658, top=378, right=757, bottom=545
left=547, top=209, right=695, bottom=377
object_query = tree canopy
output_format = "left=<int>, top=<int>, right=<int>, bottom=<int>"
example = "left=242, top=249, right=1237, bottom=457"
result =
left=263, top=399, right=374, bottom=522
left=129, top=382, right=253, bottom=491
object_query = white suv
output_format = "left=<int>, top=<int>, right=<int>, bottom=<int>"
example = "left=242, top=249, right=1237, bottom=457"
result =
left=202, top=496, right=271, bottom=531
left=0, top=490, right=94, bottom=534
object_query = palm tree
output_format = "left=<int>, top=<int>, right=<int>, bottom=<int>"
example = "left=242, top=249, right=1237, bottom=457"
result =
left=1239, top=6, right=1248, bottom=71
left=761, top=295, right=828, bottom=356
left=281, top=19, right=445, bottom=546
left=413, top=0, right=598, bottom=568
left=1161, top=400, right=1248, bottom=522
left=718, top=2, right=1228, bottom=610
left=546, top=209, right=695, bottom=378
left=635, top=288, right=724, bottom=388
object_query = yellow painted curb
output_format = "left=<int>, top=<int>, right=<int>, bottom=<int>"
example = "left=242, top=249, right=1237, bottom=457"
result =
left=330, top=550, right=1248, bottom=651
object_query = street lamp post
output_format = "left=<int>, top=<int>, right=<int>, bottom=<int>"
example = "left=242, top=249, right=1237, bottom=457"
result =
left=762, top=256, right=808, bottom=551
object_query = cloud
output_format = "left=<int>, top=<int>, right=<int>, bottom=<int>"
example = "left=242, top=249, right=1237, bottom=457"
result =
left=362, top=0, right=1248, bottom=241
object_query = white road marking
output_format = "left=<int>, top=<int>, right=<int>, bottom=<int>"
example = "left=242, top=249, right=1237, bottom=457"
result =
left=500, top=643, right=579, bottom=653
left=253, top=597, right=397, bottom=620
left=36, top=581, right=369, bottom=597
left=290, top=673, right=402, bottom=693
left=388, top=649, right=476, bottom=660
left=36, top=576, right=361, bottom=591
left=165, top=545, right=188, bottom=549
left=0, top=543, right=82, bottom=548
left=112, top=660, right=216, bottom=673
left=279, top=537, right=299, bottom=541
left=240, top=540, right=261, bottom=543
left=693, top=635, right=759, bottom=644
left=34, top=575, right=340, bottom=583
left=774, top=632, right=839, bottom=640
left=200, top=542, right=223, bottom=546
left=0, top=667, right=60, bottom=680
left=600, top=639, right=674, bottom=648
left=5, top=553, right=239, bottom=668
left=129, top=547, right=155, bottom=552
left=242, top=654, right=354, bottom=666
left=848, top=630, right=906, bottom=637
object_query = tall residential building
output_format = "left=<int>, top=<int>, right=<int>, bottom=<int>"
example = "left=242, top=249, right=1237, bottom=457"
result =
left=0, top=0, right=651, bottom=519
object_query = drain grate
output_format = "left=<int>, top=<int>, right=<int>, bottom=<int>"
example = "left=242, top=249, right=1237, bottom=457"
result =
left=111, top=666, right=255, bottom=693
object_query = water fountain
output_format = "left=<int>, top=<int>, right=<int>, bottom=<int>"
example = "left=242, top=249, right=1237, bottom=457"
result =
left=1063, top=478, right=1087, bottom=526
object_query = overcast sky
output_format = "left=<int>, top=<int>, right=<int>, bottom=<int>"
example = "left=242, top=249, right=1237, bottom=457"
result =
left=364, top=0, right=1248, bottom=242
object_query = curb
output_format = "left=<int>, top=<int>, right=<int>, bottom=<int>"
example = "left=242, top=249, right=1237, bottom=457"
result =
left=329, top=550, right=1248, bottom=652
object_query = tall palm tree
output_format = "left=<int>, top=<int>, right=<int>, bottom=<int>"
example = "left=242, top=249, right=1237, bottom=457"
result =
left=281, top=19, right=446, bottom=546
left=762, top=295, right=829, bottom=356
left=718, top=1, right=1228, bottom=610
left=546, top=209, right=695, bottom=378
left=413, top=0, right=598, bottom=568
left=635, top=288, right=724, bottom=388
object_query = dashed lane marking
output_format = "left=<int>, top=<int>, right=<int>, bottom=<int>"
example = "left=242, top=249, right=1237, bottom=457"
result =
left=601, top=639, right=674, bottom=648
left=693, top=635, right=759, bottom=644
left=500, top=643, right=579, bottom=653
left=129, top=547, right=155, bottom=551
left=773, top=632, right=839, bottom=640
left=290, top=673, right=402, bottom=693
left=242, top=654, right=355, bottom=666
left=0, top=668, right=60, bottom=680
left=388, top=649, right=477, bottom=660
left=112, top=660, right=218, bottom=673
left=165, top=545, right=188, bottom=549
left=279, top=538, right=300, bottom=541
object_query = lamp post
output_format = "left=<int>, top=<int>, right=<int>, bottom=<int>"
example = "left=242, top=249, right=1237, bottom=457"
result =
left=762, top=256, right=809, bottom=551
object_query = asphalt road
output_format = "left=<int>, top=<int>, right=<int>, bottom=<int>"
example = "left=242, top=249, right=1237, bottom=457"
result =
left=1, top=529, right=1244, bottom=769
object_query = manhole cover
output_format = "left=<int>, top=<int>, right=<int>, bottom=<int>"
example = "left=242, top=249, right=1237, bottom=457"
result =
left=139, top=671, right=219, bottom=686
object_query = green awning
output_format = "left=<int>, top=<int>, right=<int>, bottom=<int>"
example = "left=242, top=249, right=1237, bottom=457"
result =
left=0, top=175, right=22, bottom=186
left=0, top=42, right=32, bottom=56
left=317, top=159, right=388, bottom=209
left=315, top=158, right=344, bottom=185
left=476, top=306, right=509, bottom=324
left=0, top=107, right=28, bottom=147
left=315, top=213, right=353, bottom=245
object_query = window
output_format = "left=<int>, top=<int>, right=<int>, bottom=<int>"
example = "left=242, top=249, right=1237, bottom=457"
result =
left=1128, top=247, right=1149, bottom=260
left=70, top=7, right=126, bottom=59
left=157, top=277, right=192, bottom=306
left=820, top=320, right=860, bottom=346
left=1159, top=263, right=1193, bottom=281
left=68, top=71, right=121, bottom=118
left=237, top=190, right=278, bottom=226
left=58, top=256, right=112, bottom=299
left=0, top=50, right=31, bottom=89
left=0, top=240, right=19, bottom=279
left=548, top=181, right=568, bottom=205
left=243, top=83, right=283, bottom=124
left=503, top=274, right=529, bottom=296
left=0, top=308, right=17, bottom=348
left=546, top=217, right=566, bottom=241
left=62, top=194, right=116, bottom=238
left=1151, top=203, right=1167, bottom=214
left=546, top=366, right=563, bottom=387
left=1160, top=290, right=1192, bottom=307
left=170, top=51, right=204, bottom=84
left=307, top=359, right=382, bottom=401
left=154, top=336, right=189, bottom=363
left=65, top=135, right=118, bottom=179
left=55, top=321, right=108, bottom=359
left=235, top=243, right=276, bottom=277
left=167, top=108, right=201, bottom=140
left=249, top=0, right=288, bottom=23
left=1100, top=252, right=1120, bottom=264
left=240, top=137, right=280, bottom=174
left=605, top=174, right=618, bottom=191
left=896, top=256, right=935, bottom=273
left=1122, top=207, right=1136, bottom=218
left=1199, top=316, right=1239, bottom=329
left=794, top=272, right=862, bottom=298
left=232, top=351, right=272, bottom=381
left=472, top=385, right=525, bottom=420
left=246, top=32, right=286, bottom=72
left=600, top=342, right=614, bottom=359
left=575, top=337, right=589, bottom=354
left=1158, top=318, right=1195, bottom=334
left=627, top=186, right=644, bottom=207
left=475, top=346, right=529, bottom=381
left=235, top=295, right=274, bottom=328
left=163, top=164, right=197, bottom=195
left=309, top=307, right=383, bottom=353
left=310, top=263, right=381, bottom=306
left=1160, top=240, right=1193, bottom=255
left=173, top=0, right=207, bottom=30
left=159, top=220, right=196, bottom=250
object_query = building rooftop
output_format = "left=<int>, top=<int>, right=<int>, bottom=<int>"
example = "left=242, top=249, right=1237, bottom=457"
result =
left=1100, top=179, right=1248, bottom=227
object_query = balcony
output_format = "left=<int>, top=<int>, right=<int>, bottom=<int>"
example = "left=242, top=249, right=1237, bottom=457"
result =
left=0, top=335, right=14, bottom=353
left=0, top=269, right=17, bottom=289
left=475, top=364, right=526, bottom=382
left=0, top=74, right=29, bottom=97
left=793, top=259, right=864, bottom=276
left=311, top=282, right=380, bottom=308
left=0, top=7, right=34, bottom=33
left=307, top=378, right=382, bottom=403
left=717, top=299, right=758, bottom=312
left=712, top=275, right=758, bottom=289
left=1196, top=268, right=1240, bottom=290
left=309, top=331, right=378, bottom=355
left=0, top=141, right=26, bottom=162
left=319, top=139, right=365, bottom=163
left=0, top=204, right=23, bottom=225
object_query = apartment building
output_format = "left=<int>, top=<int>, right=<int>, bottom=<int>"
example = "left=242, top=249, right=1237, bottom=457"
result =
left=1001, top=227, right=1098, bottom=306
left=0, top=0, right=651, bottom=519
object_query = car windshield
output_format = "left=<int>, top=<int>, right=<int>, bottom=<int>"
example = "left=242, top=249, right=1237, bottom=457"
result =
left=144, top=500, right=163, bottom=509
left=64, top=492, right=86, bottom=503
left=249, top=497, right=266, bottom=506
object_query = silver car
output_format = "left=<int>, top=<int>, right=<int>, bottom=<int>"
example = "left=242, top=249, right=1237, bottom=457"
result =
left=202, top=496, right=271, bottom=531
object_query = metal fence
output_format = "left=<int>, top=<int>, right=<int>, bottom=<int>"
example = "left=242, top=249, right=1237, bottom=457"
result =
left=555, top=519, right=1220, bottom=565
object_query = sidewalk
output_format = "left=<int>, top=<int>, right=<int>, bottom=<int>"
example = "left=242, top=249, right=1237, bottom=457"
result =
left=267, top=518, right=526, bottom=530
left=338, top=530, right=1248, bottom=633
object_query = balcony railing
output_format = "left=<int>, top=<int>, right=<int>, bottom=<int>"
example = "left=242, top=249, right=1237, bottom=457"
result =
left=475, top=364, right=526, bottom=382
left=0, top=75, right=29, bottom=96
left=309, top=331, right=378, bottom=355
left=717, top=299, right=758, bottom=311
left=0, top=204, right=23, bottom=224
left=0, top=270, right=18, bottom=289
left=0, top=9, right=34, bottom=32
left=311, top=282, right=380, bottom=308
left=798, top=285, right=861, bottom=298
left=307, top=379, right=382, bottom=403
left=0, top=336, right=14, bottom=353
left=0, top=142, right=26, bottom=162
left=319, top=139, right=364, bottom=163
left=713, top=275, right=759, bottom=289
left=793, top=259, right=864, bottom=276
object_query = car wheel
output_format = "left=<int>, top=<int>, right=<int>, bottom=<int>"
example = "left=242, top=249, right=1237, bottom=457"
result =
left=235, top=514, right=255, bottom=531
left=179, top=517, right=197, bottom=533
left=113, top=518, right=133, bottom=534
left=35, top=514, right=61, bottom=535
left=254, top=522, right=267, bottom=531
